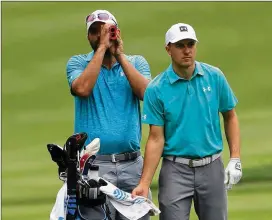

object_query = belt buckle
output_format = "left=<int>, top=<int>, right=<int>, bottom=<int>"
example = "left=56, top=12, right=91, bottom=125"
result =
left=189, top=159, right=194, bottom=168
left=111, top=154, right=117, bottom=163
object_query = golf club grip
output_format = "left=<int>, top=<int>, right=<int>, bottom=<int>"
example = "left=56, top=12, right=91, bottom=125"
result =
left=67, top=214, right=76, bottom=220
left=67, top=161, right=77, bottom=191
left=66, top=138, right=77, bottom=219
left=66, top=161, right=77, bottom=219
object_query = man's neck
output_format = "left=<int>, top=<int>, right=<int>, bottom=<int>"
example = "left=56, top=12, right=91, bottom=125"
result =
left=102, top=55, right=117, bottom=69
left=172, top=62, right=195, bottom=80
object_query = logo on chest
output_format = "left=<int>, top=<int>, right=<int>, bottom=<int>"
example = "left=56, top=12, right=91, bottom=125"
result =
left=203, top=86, right=211, bottom=93
left=120, top=71, right=124, bottom=76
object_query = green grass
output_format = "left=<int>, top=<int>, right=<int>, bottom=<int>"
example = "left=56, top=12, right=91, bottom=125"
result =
left=2, top=2, right=272, bottom=220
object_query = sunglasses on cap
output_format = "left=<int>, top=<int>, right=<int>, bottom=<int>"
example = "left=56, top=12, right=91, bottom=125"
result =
left=85, top=13, right=117, bottom=25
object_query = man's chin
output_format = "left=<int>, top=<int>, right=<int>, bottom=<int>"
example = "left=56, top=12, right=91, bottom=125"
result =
left=180, top=60, right=194, bottom=68
left=104, top=49, right=111, bottom=58
left=90, top=44, right=112, bottom=58
left=180, top=63, right=191, bottom=68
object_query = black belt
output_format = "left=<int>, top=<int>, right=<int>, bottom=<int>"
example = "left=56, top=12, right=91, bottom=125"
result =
left=95, top=151, right=141, bottom=163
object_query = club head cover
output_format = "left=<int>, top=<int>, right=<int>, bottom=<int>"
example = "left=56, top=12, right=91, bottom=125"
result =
left=80, top=153, right=91, bottom=172
left=85, top=138, right=100, bottom=156
left=47, top=144, right=68, bottom=168
left=81, top=155, right=96, bottom=176
left=80, top=138, right=100, bottom=158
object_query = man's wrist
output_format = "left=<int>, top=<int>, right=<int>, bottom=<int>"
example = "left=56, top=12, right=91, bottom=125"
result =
left=139, top=179, right=151, bottom=188
left=230, top=151, right=240, bottom=159
left=230, top=154, right=240, bottom=159
left=98, top=44, right=108, bottom=52
left=230, top=157, right=241, bottom=161
left=115, top=53, right=126, bottom=62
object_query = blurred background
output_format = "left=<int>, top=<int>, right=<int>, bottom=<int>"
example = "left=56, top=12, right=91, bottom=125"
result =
left=2, top=2, right=272, bottom=220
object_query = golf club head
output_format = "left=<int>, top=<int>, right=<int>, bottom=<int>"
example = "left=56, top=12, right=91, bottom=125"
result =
left=59, top=169, right=67, bottom=182
left=98, top=178, right=108, bottom=187
left=47, top=144, right=68, bottom=168
left=64, top=132, right=88, bottom=160
left=80, top=138, right=100, bottom=158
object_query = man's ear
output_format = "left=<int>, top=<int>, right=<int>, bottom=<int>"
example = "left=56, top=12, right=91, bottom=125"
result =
left=165, top=45, right=171, bottom=56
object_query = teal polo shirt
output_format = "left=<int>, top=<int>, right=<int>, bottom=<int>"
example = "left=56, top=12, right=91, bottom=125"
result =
left=66, top=51, right=151, bottom=154
left=142, top=61, right=238, bottom=158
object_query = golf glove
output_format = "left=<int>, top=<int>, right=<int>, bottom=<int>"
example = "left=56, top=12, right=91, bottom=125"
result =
left=224, top=158, right=242, bottom=190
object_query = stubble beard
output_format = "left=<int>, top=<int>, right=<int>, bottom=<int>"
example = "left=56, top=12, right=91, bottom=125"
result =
left=90, top=41, right=112, bottom=58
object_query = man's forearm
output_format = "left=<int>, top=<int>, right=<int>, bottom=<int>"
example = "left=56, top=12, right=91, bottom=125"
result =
left=117, top=54, right=149, bottom=100
left=224, top=111, right=241, bottom=158
left=139, top=137, right=164, bottom=187
left=73, top=46, right=107, bottom=97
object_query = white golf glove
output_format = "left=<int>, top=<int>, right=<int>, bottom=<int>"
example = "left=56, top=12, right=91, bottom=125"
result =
left=224, top=158, right=242, bottom=190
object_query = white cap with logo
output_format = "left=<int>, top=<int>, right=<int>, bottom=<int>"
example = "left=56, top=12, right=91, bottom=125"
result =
left=86, top=9, right=118, bottom=32
left=165, top=23, right=198, bottom=46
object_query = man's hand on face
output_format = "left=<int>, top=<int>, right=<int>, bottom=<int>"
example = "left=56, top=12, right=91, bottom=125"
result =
left=99, top=24, right=112, bottom=49
left=110, top=31, right=124, bottom=59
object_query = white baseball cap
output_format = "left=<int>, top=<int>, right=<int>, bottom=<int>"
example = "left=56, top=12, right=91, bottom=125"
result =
left=165, top=23, right=198, bottom=46
left=86, top=10, right=118, bottom=32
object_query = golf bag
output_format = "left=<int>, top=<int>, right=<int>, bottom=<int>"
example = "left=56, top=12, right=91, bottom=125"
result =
left=47, top=132, right=111, bottom=220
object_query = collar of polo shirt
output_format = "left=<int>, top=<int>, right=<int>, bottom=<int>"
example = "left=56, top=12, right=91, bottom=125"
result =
left=167, top=61, right=204, bottom=84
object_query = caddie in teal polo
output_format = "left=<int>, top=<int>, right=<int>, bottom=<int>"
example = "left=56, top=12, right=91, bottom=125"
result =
left=132, top=23, right=243, bottom=220
left=66, top=9, right=152, bottom=220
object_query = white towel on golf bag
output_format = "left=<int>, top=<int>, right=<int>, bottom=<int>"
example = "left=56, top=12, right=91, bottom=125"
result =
left=99, top=178, right=161, bottom=220
left=50, top=180, right=160, bottom=220
left=50, top=182, right=67, bottom=220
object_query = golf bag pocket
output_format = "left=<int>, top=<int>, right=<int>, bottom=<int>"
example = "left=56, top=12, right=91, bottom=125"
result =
left=77, top=204, right=110, bottom=220
left=77, top=180, right=110, bottom=220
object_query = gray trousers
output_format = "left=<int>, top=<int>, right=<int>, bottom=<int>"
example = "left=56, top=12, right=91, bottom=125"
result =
left=159, top=157, right=227, bottom=220
left=93, top=156, right=151, bottom=220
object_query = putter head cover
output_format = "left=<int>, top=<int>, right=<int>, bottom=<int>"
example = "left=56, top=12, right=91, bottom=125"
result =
left=64, top=132, right=88, bottom=158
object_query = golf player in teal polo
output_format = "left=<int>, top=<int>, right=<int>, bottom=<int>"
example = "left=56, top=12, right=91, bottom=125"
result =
left=132, top=23, right=242, bottom=220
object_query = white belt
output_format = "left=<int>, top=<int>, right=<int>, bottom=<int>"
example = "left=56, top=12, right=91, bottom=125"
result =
left=164, top=152, right=221, bottom=168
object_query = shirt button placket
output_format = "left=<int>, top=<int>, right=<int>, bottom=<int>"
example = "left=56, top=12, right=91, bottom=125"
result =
left=187, top=81, right=194, bottom=95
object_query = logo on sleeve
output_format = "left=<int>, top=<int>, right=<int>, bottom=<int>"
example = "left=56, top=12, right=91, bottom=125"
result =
left=142, top=114, right=147, bottom=120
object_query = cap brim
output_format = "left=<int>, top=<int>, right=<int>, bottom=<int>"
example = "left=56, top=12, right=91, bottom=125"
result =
left=86, top=19, right=116, bottom=32
left=167, top=35, right=199, bottom=46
